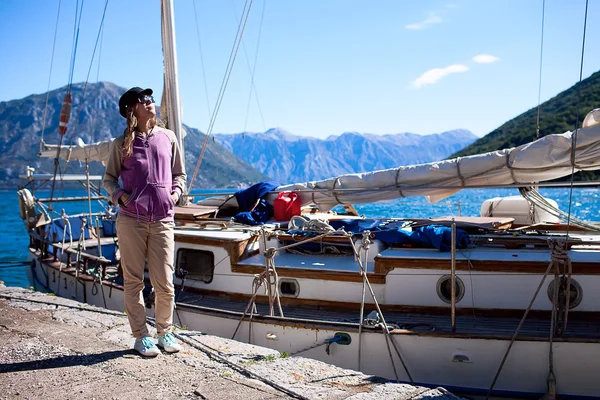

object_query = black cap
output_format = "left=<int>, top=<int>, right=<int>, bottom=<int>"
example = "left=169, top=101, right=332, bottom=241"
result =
left=118, top=87, right=153, bottom=118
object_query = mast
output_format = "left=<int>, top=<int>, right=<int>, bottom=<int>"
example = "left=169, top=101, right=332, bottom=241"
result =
left=160, top=0, right=185, bottom=170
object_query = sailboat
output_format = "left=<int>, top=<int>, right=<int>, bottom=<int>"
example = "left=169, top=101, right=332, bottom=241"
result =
left=16, top=1, right=600, bottom=398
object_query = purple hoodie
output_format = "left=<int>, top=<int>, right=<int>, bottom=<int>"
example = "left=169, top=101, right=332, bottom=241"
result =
left=103, top=127, right=186, bottom=222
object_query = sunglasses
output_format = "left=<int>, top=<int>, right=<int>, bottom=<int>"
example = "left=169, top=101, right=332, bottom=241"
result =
left=137, top=95, right=155, bottom=104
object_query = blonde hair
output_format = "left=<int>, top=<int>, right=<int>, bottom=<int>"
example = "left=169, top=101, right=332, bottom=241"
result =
left=121, top=106, right=164, bottom=157
left=122, top=107, right=137, bottom=157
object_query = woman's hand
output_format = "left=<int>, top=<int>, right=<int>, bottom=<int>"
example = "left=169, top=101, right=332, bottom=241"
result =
left=119, top=193, right=130, bottom=205
left=171, top=192, right=179, bottom=205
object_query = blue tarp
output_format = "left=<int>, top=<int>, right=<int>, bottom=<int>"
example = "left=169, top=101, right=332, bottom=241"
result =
left=328, top=219, right=470, bottom=252
left=233, top=181, right=280, bottom=225
left=48, top=217, right=91, bottom=242
left=46, top=216, right=91, bottom=256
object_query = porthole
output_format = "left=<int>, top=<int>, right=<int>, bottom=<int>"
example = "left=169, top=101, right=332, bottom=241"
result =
left=176, top=248, right=214, bottom=283
left=279, top=279, right=300, bottom=298
left=547, top=277, right=583, bottom=309
left=436, top=275, right=465, bottom=304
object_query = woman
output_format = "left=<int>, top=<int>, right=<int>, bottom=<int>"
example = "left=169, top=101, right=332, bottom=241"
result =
left=103, top=87, right=186, bottom=357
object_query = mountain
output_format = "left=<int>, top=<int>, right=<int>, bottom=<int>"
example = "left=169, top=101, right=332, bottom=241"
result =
left=0, top=82, right=267, bottom=189
left=451, top=70, right=600, bottom=180
left=215, top=128, right=477, bottom=184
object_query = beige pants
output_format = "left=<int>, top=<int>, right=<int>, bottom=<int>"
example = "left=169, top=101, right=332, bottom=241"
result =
left=117, top=215, right=175, bottom=339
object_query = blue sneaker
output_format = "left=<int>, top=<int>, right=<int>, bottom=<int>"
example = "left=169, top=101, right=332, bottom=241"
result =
left=157, top=332, right=182, bottom=353
left=134, top=336, right=160, bottom=357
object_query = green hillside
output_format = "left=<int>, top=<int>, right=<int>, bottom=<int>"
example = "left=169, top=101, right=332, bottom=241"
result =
left=452, top=70, right=600, bottom=180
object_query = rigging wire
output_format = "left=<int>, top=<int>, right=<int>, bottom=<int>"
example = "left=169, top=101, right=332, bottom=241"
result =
left=48, top=0, right=86, bottom=212
left=188, top=0, right=255, bottom=193
left=535, top=0, right=546, bottom=139
left=236, top=0, right=273, bottom=179
left=90, top=10, right=106, bottom=146
left=191, top=0, right=213, bottom=119
left=66, top=0, right=110, bottom=145
left=486, top=4, right=592, bottom=398
left=552, top=1, right=591, bottom=340
left=242, top=0, right=267, bottom=133
left=565, top=0, right=589, bottom=240
left=39, top=0, right=63, bottom=153
left=96, top=21, right=104, bottom=83
left=67, top=0, right=85, bottom=91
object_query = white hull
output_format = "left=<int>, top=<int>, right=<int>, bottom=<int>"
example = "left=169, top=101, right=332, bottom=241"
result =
left=27, top=256, right=600, bottom=399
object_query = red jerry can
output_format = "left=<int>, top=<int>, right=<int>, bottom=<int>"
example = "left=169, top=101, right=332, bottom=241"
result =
left=273, top=191, right=301, bottom=221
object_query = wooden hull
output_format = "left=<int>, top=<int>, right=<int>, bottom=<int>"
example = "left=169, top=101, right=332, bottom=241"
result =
left=27, top=255, right=600, bottom=399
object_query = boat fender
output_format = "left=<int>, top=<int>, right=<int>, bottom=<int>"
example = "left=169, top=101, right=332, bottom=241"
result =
left=58, top=93, right=72, bottom=136
left=18, top=188, right=35, bottom=221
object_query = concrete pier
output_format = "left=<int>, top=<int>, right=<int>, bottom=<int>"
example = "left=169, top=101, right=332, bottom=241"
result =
left=0, top=285, right=461, bottom=400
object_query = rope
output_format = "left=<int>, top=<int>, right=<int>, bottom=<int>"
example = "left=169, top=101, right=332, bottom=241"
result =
left=232, top=231, right=284, bottom=340
left=285, top=218, right=341, bottom=255
left=273, top=229, right=348, bottom=254
left=560, top=257, right=574, bottom=335
left=357, top=265, right=367, bottom=371
left=518, top=187, right=600, bottom=231
left=231, top=285, right=261, bottom=340
left=61, top=213, right=75, bottom=254
left=303, top=219, right=335, bottom=233
left=173, top=269, right=188, bottom=329
left=0, top=293, right=124, bottom=317
left=172, top=332, right=310, bottom=400
left=262, top=247, right=284, bottom=317
left=346, top=236, right=413, bottom=383
left=383, top=331, right=400, bottom=382
left=91, top=276, right=107, bottom=309
left=288, top=339, right=332, bottom=357
left=543, top=246, right=560, bottom=400
left=55, top=213, right=74, bottom=297
left=356, top=232, right=371, bottom=371
left=484, top=239, right=567, bottom=399
left=249, top=227, right=412, bottom=381
left=285, top=245, right=347, bottom=256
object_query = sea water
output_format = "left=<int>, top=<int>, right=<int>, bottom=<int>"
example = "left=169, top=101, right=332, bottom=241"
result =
left=2, top=187, right=599, bottom=289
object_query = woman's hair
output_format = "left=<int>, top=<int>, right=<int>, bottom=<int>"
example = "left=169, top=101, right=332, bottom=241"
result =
left=122, top=107, right=138, bottom=157
left=121, top=106, right=164, bottom=157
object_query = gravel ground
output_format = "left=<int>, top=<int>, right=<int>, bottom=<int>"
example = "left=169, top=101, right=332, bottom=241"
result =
left=0, top=285, right=462, bottom=400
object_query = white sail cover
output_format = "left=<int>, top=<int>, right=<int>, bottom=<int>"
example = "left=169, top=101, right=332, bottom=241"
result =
left=39, top=138, right=115, bottom=164
left=272, top=123, right=600, bottom=211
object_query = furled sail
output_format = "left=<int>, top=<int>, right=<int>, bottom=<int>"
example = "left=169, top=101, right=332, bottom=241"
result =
left=272, top=122, right=600, bottom=211
left=38, top=138, right=114, bottom=164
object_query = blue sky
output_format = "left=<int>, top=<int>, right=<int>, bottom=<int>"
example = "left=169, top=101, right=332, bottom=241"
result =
left=1, top=0, right=599, bottom=139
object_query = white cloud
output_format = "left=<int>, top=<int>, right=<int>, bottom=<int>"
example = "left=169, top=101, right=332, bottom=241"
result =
left=412, top=64, right=469, bottom=88
left=405, top=15, right=442, bottom=30
left=472, top=54, right=500, bottom=64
